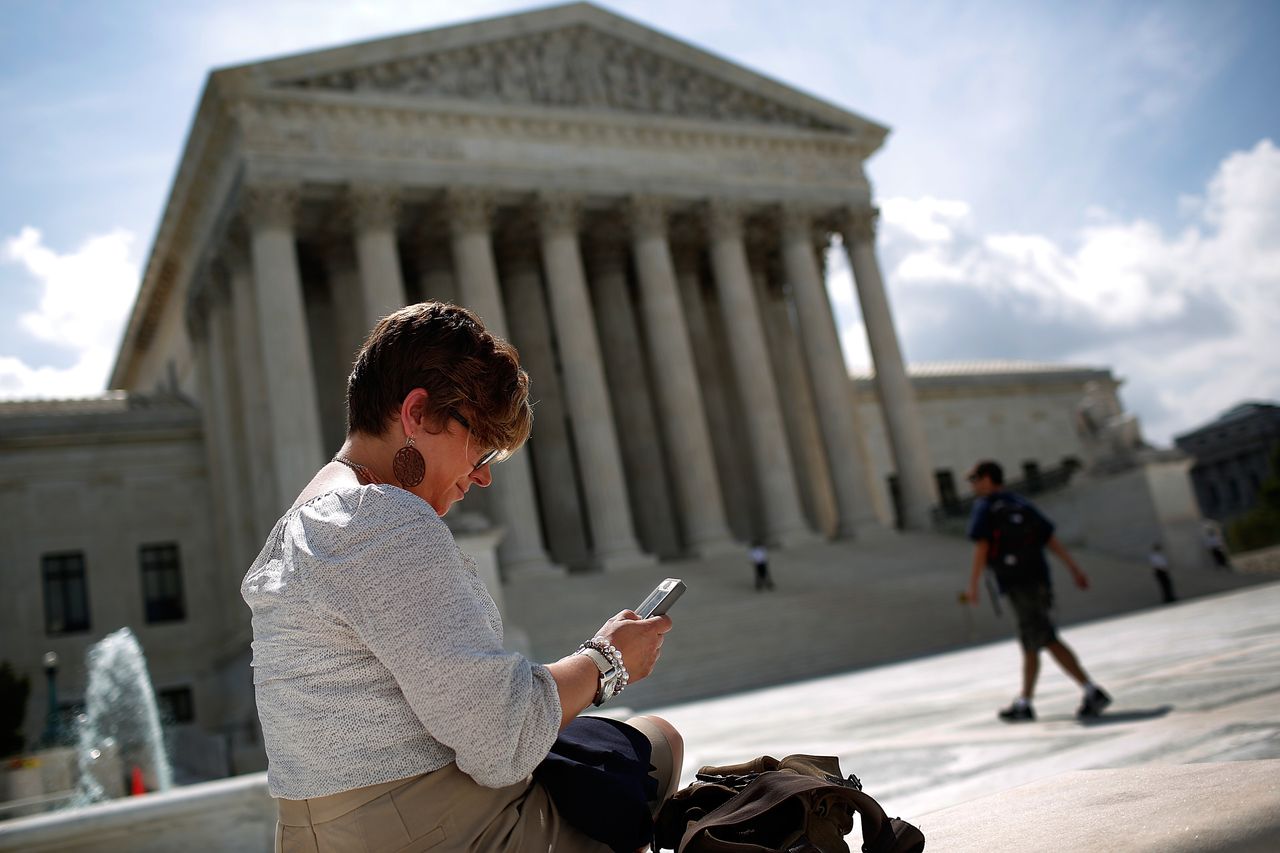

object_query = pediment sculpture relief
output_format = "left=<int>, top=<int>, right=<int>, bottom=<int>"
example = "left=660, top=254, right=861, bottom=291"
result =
left=276, top=25, right=841, bottom=131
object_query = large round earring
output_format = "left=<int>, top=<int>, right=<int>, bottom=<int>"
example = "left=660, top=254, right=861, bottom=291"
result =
left=393, top=436, right=426, bottom=488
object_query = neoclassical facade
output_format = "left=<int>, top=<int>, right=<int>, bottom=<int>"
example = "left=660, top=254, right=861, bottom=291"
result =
left=110, top=2, right=936, bottom=584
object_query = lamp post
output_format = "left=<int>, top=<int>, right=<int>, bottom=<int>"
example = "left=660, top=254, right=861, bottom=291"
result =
left=41, top=651, right=60, bottom=747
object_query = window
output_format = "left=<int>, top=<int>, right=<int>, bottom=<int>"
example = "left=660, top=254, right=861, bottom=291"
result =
left=156, top=686, right=195, bottom=724
left=43, top=552, right=90, bottom=635
left=140, top=543, right=186, bottom=624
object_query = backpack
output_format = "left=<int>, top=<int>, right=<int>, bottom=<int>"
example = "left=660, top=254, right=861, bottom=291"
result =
left=654, top=754, right=925, bottom=853
left=985, top=496, right=1049, bottom=589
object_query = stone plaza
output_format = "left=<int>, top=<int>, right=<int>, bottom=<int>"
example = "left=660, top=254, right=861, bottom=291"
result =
left=4, top=540, right=1276, bottom=850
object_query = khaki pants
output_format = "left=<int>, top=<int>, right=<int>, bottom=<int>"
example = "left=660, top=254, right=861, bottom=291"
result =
left=276, top=719, right=677, bottom=853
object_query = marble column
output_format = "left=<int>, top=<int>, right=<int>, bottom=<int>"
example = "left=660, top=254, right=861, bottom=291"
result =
left=446, top=188, right=559, bottom=576
left=782, top=205, right=879, bottom=535
left=223, top=239, right=278, bottom=540
left=186, top=280, right=249, bottom=634
left=706, top=201, right=815, bottom=547
left=630, top=197, right=737, bottom=556
left=674, top=249, right=757, bottom=542
left=243, top=184, right=326, bottom=505
left=302, top=270, right=345, bottom=457
left=753, top=257, right=839, bottom=539
left=348, top=184, right=407, bottom=328
left=319, top=242, right=366, bottom=395
left=842, top=208, right=936, bottom=530
left=499, top=244, right=591, bottom=570
left=586, top=229, right=681, bottom=560
left=539, top=194, right=653, bottom=570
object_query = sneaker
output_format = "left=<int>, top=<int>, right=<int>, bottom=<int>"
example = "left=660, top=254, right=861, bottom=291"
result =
left=998, top=700, right=1035, bottom=722
left=1077, top=686, right=1112, bottom=719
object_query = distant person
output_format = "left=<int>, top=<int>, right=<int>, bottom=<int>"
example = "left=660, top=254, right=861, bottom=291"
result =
left=750, top=542, right=775, bottom=591
left=964, top=460, right=1112, bottom=722
left=1148, top=542, right=1177, bottom=604
left=1203, top=523, right=1232, bottom=571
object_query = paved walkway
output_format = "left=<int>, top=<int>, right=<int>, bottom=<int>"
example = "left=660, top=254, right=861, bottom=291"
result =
left=645, top=579, right=1280, bottom=823
left=509, top=530, right=1269, bottom=709
left=4, top=543, right=1275, bottom=851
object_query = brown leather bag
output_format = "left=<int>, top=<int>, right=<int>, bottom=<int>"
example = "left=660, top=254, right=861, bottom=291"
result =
left=654, top=755, right=924, bottom=853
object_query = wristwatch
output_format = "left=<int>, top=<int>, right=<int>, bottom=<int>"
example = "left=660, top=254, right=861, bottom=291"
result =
left=576, top=639, right=628, bottom=706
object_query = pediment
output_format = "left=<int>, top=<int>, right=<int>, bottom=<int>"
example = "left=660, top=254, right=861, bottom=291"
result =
left=237, top=3, right=885, bottom=141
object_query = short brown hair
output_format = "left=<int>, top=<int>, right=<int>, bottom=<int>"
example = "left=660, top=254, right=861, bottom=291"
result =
left=346, top=302, right=532, bottom=453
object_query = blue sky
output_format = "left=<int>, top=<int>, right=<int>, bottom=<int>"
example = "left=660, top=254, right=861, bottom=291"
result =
left=2, top=0, right=1278, bottom=444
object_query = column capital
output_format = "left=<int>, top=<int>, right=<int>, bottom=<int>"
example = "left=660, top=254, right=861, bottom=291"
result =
left=445, top=187, right=495, bottom=235
left=347, top=183, right=400, bottom=232
left=627, top=195, right=669, bottom=240
left=706, top=199, right=747, bottom=242
left=842, top=206, right=880, bottom=245
left=243, top=183, right=299, bottom=230
left=538, top=192, right=582, bottom=236
left=779, top=202, right=826, bottom=241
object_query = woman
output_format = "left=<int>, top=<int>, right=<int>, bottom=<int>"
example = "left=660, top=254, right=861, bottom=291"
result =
left=242, top=302, right=682, bottom=852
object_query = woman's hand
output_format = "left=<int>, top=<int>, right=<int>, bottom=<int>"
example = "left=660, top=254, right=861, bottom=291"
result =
left=594, top=610, right=672, bottom=684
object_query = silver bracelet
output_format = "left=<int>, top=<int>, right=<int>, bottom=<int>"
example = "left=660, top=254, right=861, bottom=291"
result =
left=577, top=637, right=629, bottom=705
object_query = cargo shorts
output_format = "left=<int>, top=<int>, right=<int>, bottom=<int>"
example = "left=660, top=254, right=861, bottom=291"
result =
left=1005, top=582, right=1059, bottom=652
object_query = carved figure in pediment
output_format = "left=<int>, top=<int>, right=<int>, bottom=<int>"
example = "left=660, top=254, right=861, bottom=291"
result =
left=276, top=27, right=839, bottom=130
left=497, top=43, right=534, bottom=102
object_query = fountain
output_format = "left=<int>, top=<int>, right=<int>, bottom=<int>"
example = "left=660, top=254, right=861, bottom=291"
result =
left=73, top=628, right=172, bottom=805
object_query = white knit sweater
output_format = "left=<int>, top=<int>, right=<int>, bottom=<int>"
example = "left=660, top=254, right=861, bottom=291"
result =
left=241, top=484, right=562, bottom=799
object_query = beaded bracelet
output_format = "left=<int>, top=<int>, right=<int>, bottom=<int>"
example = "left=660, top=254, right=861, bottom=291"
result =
left=577, top=636, right=629, bottom=705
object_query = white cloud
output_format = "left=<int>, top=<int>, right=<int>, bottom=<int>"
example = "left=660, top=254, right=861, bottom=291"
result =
left=836, top=139, right=1280, bottom=445
left=1, top=227, right=139, bottom=399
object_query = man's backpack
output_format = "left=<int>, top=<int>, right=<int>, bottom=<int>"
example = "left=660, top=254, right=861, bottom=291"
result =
left=654, top=754, right=925, bottom=853
left=986, top=496, right=1049, bottom=588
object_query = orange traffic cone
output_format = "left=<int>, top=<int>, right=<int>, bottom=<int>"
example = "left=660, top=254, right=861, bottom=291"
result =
left=130, top=766, right=146, bottom=796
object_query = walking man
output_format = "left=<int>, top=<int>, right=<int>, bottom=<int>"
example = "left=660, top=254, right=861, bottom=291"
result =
left=964, top=460, right=1111, bottom=721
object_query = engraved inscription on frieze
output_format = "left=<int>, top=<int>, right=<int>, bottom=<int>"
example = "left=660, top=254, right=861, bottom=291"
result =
left=277, top=26, right=841, bottom=131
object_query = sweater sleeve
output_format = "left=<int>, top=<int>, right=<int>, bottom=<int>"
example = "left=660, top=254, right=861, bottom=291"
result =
left=297, top=487, right=562, bottom=788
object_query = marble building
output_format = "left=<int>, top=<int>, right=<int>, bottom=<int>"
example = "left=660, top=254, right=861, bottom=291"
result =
left=108, top=1, right=937, bottom=589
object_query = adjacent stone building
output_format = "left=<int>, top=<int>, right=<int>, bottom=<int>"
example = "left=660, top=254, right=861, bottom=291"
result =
left=1175, top=401, right=1280, bottom=524
left=0, top=394, right=241, bottom=774
left=853, top=361, right=1132, bottom=520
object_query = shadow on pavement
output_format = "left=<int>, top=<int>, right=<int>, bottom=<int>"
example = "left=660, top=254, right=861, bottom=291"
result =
left=1077, top=706, right=1174, bottom=726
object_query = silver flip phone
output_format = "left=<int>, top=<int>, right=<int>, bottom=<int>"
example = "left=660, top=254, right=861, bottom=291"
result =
left=635, top=578, right=686, bottom=618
